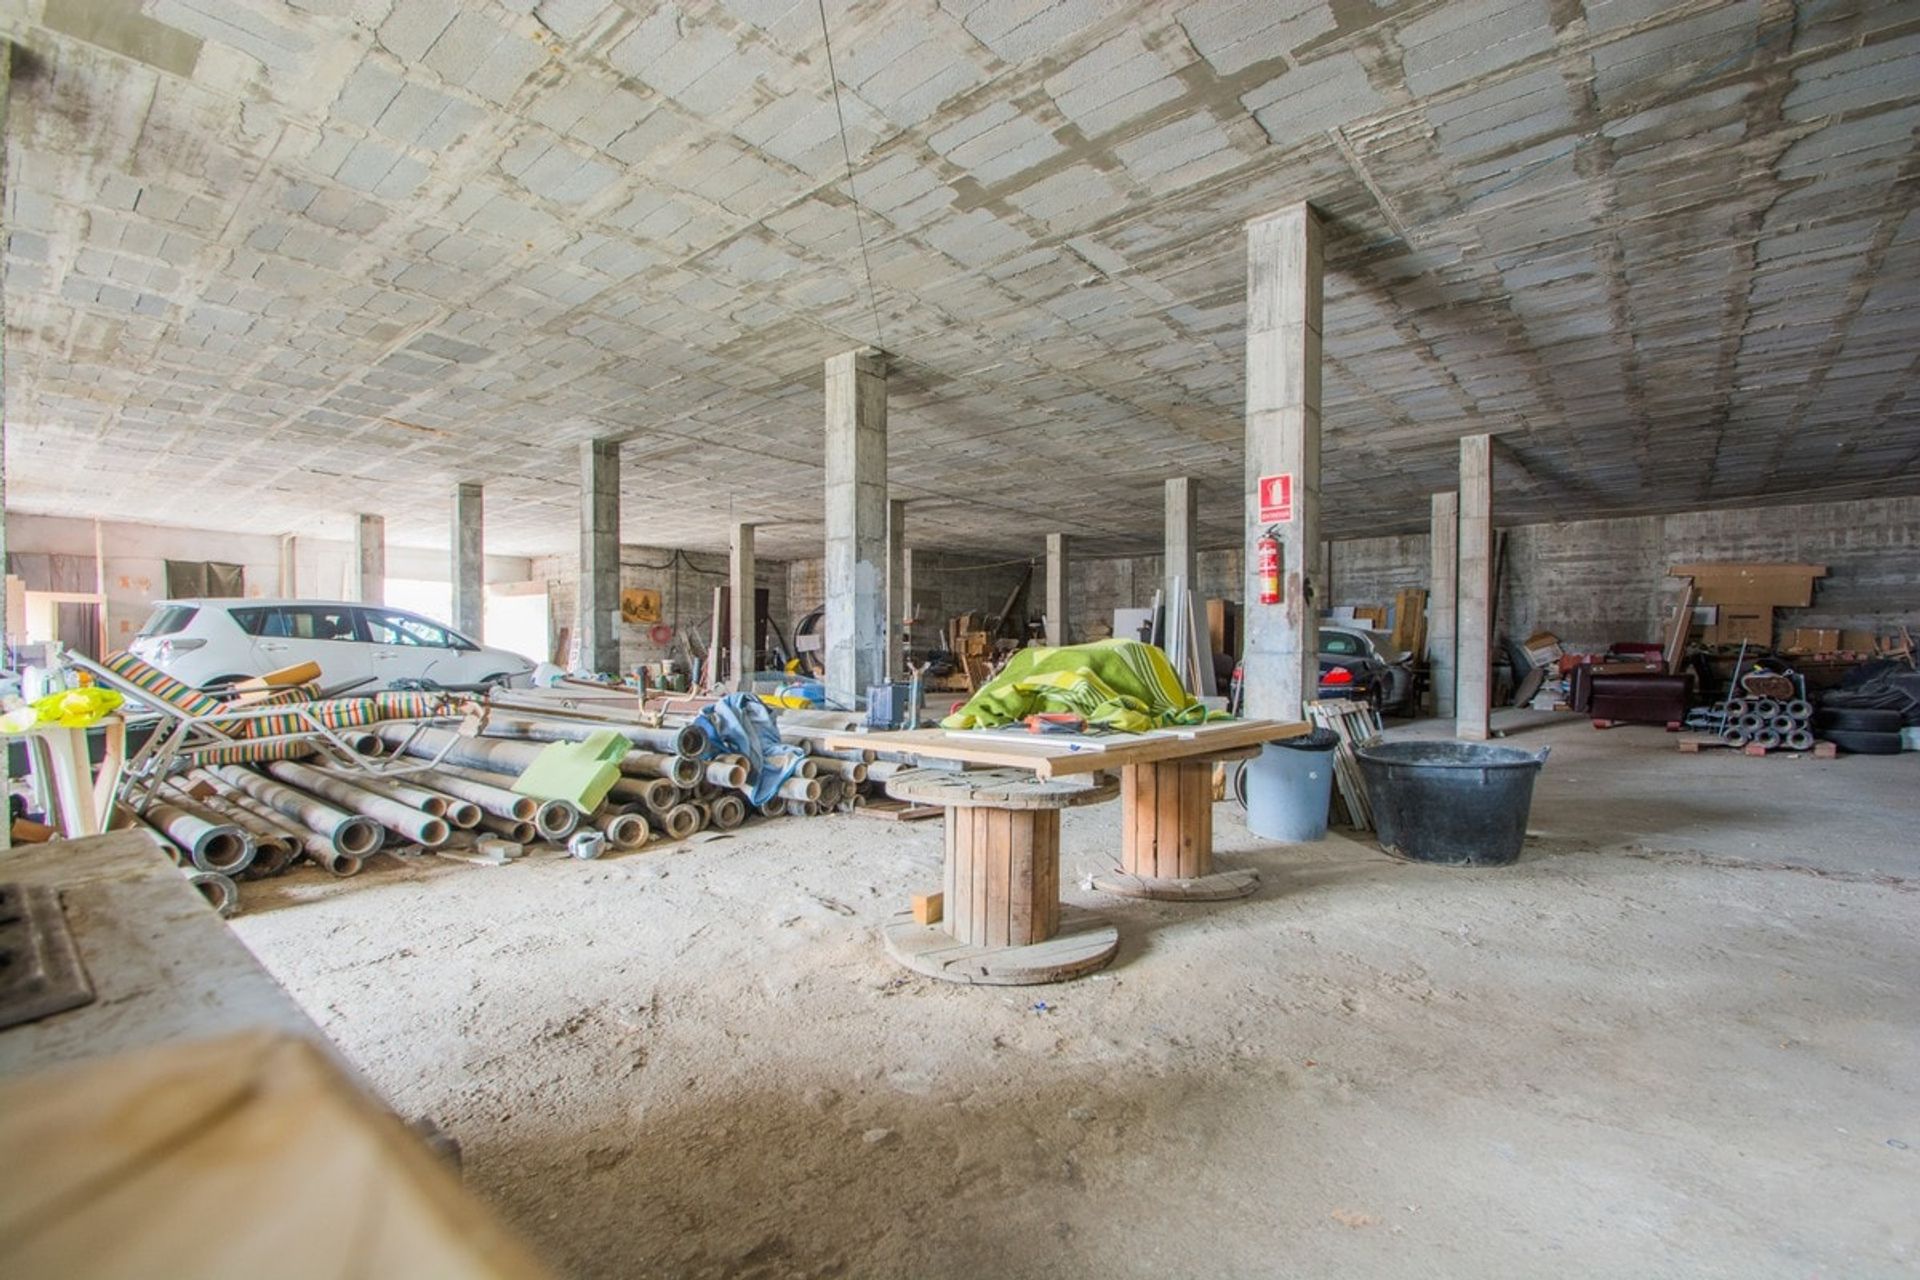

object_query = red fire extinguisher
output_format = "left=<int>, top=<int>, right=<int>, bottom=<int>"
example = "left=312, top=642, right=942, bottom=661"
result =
left=1255, top=528, right=1282, bottom=605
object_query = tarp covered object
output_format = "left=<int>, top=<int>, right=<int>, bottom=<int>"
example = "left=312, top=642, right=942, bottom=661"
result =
left=696, top=692, right=807, bottom=806
left=941, top=639, right=1215, bottom=733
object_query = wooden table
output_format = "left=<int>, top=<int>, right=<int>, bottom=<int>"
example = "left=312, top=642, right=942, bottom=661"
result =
left=882, top=768, right=1120, bottom=985
left=826, top=718, right=1310, bottom=935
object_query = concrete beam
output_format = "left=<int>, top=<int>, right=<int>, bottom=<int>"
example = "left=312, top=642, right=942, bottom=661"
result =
left=1045, top=533, right=1070, bottom=647
left=729, top=522, right=755, bottom=691
left=451, top=481, right=484, bottom=641
left=1456, top=435, right=1493, bottom=740
left=1164, top=476, right=1196, bottom=608
left=887, top=497, right=907, bottom=678
left=579, top=439, right=620, bottom=675
left=824, top=349, right=888, bottom=709
left=1428, top=491, right=1458, bottom=718
left=351, top=514, right=385, bottom=605
left=1242, top=202, right=1323, bottom=722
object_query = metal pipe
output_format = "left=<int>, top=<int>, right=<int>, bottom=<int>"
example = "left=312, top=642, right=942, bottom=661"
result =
left=775, top=775, right=822, bottom=803
left=709, top=793, right=748, bottom=830
left=183, top=867, right=239, bottom=918
left=319, top=771, right=448, bottom=816
left=265, top=760, right=450, bottom=847
left=704, top=759, right=747, bottom=789
left=146, top=800, right=255, bottom=875
left=198, top=778, right=364, bottom=876
left=592, top=808, right=651, bottom=851
left=478, top=813, right=536, bottom=844
left=656, top=803, right=701, bottom=840
left=534, top=799, right=580, bottom=842
left=211, top=765, right=382, bottom=859
left=167, top=784, right=297, bottom=878
left=410, top=767, right=537, bottom=822
left=810, top=757, right=868, bottom=783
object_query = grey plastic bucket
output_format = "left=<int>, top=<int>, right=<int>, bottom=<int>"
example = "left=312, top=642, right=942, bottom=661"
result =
left=1242, top=728, right=1339, bottom=842
left=1356, top=740, right=1549, bottom=867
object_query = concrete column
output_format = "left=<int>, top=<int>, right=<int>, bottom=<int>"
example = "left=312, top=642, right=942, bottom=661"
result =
left=451, top=481, right=484, bottom=641
left=886, top=497, right=908, bottom=678
left=351, top=515, right=385, bottom=605
left=1163, top=478, right=1196, bottom=611
left=1456, top=435, right=1494, bottom=740
left=1427, top=491, right=1458, bottom=718
left=1045, top=533, right=1070, bottom=647
left=579, top=439, right=621, bottom=675
left=729, top=522, right=755, bottom=691
left=277, top=535, right=297, bottom=598
left=824, top=349, right=888, bottom=709
left=1242, top=202, right=1323, bottom=722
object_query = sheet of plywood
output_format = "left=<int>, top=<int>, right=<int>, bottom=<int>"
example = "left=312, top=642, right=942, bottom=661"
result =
left=0, top=1031, right=554, bottom=1279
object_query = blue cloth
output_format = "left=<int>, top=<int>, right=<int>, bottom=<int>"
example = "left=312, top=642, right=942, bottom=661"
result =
left=694, top=692, right=807, bottom=806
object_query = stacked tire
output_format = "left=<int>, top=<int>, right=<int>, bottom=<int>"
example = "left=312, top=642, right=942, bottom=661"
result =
left=1718, top=697, right=1814, bottom=750
left=1815, top=706, right=1903, bottom=755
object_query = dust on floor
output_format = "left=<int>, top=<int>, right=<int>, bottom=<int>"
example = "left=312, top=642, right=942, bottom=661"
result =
left=233, top=715, right=1920, bottom=1279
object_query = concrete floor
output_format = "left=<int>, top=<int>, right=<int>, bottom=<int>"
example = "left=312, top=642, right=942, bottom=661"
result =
left=233, top=713, right=1918, bottom=1279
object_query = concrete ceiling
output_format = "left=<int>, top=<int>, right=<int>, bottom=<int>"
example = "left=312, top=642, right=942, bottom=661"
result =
left=3, top=0, right=1917, bottom=561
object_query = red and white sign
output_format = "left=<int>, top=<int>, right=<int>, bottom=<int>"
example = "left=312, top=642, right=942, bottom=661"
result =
left=1257, top=473, right=1295, bottom=523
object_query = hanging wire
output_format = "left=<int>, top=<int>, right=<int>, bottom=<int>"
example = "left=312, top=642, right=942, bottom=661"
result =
left=815, top=0, right=884, bottom=349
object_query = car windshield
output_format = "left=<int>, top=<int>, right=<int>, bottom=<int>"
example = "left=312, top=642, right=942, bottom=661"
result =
left=138, top=605, right=199, bottom=637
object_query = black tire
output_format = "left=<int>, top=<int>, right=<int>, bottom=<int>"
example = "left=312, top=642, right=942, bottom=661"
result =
left=1816, top=707, right=1903, bottom=733
left=1820, top=729, right=1903, bottom=755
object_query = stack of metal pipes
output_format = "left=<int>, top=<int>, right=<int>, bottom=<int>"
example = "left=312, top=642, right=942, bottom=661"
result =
left=1716, top=697, right=1816, bottom=750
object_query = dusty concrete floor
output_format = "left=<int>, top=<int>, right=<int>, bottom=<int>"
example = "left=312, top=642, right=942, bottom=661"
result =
left=234, top=713, right=1919, bottom=1279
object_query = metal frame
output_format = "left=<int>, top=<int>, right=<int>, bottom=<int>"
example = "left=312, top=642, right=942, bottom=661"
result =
left=62, top=650, right=466, bottom=814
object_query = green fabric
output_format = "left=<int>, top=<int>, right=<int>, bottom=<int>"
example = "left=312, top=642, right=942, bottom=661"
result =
left=940, top=639, right=1217, bottom=734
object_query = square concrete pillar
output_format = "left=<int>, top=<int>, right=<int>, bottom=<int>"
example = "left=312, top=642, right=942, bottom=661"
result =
left=887, top=498, right=908, bottom=678
left=730, top=522, right=755, bottom=691
left=580, top=439, right=621, bottom=675
left=351, top=514, right=385, bottom=605
left=277, top=535, right=297, bottom=598
left=1456, top=436, right=1494, bottom=740
left=1428, top=491, right=1458, bottom=718
left=1045, top=533, right=1070, bottom=647
left=451, top=482, right=484, bottom=642
left=1242, top=202, right=1323, bottom=722
left=1164, top=478, right=1196, bottom=611
left=825, top=349, right=888, bottom=709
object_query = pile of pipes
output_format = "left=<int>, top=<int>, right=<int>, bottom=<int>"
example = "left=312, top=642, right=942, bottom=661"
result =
left=118, top=702, right=897, bottom=916
left=1707, top=697, right=1816, bottom=750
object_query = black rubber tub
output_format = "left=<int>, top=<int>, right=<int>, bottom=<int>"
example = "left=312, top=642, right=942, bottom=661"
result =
left=1356, top=740, right=1550, bottom=867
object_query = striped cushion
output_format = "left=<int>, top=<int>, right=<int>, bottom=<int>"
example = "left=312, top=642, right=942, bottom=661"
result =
left=310, top=698, right=382, bottom=730
left=198, top=740, right=317, bottom=764
left=238, top=681, right=325, bottom=708
left=373, top=691, right=455, bottom=720
left=102, top=651, right=224, bottom=717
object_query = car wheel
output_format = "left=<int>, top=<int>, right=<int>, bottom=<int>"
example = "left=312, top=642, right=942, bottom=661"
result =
left=1818, top=728, right=1903, bottom=755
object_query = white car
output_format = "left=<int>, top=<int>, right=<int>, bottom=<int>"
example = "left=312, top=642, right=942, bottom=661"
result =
left=129, top=598, right=536, bottom=692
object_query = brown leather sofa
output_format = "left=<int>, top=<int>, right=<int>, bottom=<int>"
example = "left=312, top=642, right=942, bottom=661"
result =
left=1570, top=664, right=1690, bottom=728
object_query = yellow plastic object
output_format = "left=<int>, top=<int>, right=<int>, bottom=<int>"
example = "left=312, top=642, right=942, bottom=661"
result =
left=2, top=687, right=127, bottom=733
left=508, top=730, right=628, bottom=811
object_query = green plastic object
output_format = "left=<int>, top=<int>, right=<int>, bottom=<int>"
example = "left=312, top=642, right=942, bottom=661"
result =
left=510, top=730, right=628, bottom=811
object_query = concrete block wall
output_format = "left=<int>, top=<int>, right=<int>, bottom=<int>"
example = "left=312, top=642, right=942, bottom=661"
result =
left=1046, top=496, right=1920, bottom=656
left=539, top=545, right=788, bottom=674
left=788, top=549, right=1035, bottom=655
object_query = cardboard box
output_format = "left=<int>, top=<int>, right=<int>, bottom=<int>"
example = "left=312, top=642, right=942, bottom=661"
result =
left=1841, top=629, right=1876, bottom=652
left=1708, top=606, right=1773, bottom=647
left=1783, top=628, right=1841, bottom=653
left=1671, top=563, right=1826, bottom=607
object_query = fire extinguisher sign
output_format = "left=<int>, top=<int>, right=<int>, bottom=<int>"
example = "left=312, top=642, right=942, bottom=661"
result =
left=1257, top=473, right=1294, bottom=523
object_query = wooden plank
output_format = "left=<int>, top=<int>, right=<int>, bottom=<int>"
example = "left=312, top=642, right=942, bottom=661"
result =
left=1664, top=577, right=1697, bottom=675
left=1185, top=761, right=1209, bottom=880
left=1036, top=810, right=1060, bottom=940
left=825, top=718, right=1310, bottom=779
left=942, top=813, right=958, bottom=940
left=0, top=1031, right=555, bottom=1278
left=911, top=892, right=942, bottom=926
left=986, top=810, right=1012, bottom=949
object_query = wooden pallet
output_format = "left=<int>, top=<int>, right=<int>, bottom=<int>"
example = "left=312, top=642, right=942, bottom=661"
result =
left=1677, top=737, right=1837, bottom=758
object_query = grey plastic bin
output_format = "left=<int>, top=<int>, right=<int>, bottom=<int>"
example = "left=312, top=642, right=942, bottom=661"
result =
left=1241, top=727, right=1340, bottom=842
